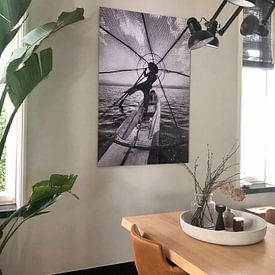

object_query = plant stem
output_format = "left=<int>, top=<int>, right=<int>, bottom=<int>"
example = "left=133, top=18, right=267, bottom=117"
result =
left=0, top=205, right=26, bottom=233
left=0, top=215, right=20, bottom=253
left=0, top=107, right=19, bottom=160
left=0, top=86, right=8, bottom=116
left=0, top=218, right=28, bottom=254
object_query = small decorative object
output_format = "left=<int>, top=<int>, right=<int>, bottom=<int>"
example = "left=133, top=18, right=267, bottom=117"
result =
left=215, top=204, right=226, bottom=230
left=224, top=207, right=235, bottom=228
left=191, top=193, right=216, bottom=229
left=233, top=217, right=245, bottom=232
left=183, top=145, right=246, bottom=228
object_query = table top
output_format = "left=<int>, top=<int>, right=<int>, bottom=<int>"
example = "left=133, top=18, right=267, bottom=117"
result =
left=121, top=211, right=275, bottom=275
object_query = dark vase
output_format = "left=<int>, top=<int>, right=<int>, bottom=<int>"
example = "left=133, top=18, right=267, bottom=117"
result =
left=215, top=204, right=226, bottom=230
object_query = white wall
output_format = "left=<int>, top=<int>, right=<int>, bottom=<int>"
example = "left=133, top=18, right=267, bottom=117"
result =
left=1, top=0, right=274, bottom=274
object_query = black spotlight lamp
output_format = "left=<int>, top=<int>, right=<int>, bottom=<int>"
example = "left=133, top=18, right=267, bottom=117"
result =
left=187, top=0, right=257, bottom=50
left=241, top=3, right=274, bottom=37
left=187, top=17, right=214, bottom=50
left=206, top=20, right=220, bottom=48
left=227, top=0, right=256, bottom=7
left=240, top=14, right=260, bottom=35
left=201, top=0, right=245, bottom=49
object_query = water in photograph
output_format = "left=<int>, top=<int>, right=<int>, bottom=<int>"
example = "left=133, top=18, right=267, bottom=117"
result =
left=98, top=84, right=189, bottom=164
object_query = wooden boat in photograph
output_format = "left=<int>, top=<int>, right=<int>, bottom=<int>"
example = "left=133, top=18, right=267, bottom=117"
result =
left=98, top=91, right=161, bottom=167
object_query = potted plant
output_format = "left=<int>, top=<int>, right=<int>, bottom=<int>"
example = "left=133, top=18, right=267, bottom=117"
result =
left=0, top=0, right=84, bottom=255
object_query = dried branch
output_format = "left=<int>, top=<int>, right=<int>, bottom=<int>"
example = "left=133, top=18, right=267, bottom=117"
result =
left=183, top=145, right=245, bottom=228
left=182, top=163, right=202, bottom=193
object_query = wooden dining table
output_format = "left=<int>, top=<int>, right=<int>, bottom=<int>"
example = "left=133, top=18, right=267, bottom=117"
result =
left=121, top=211, right=275, bottom=275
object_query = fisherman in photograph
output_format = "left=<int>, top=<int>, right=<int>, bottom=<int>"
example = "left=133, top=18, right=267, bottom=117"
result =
left=119, top=62, right=159, bottom=114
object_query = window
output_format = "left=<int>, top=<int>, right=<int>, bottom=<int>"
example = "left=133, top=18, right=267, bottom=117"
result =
left=0, top=29, right=24, bottom=206
left=240, top=0, right=274, bottom=193
left=241, top=67, right=275, bottom=188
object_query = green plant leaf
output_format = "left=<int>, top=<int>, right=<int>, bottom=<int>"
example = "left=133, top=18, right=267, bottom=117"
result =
left=55, top=8, right=85, bottom=31
left=0, top=0, right=31, bottom=55
left=0, top=48, right=52, bottom=157
left=32, top=180, right=50, bottom=189
left=40, top=48, right=53, bottom=78
left=22, top=22, right=56, bottom=46
left=30, top=185, right=57, bottom=203
left=24, top=185, right=59, bottom=218
left=6, top=48, right=52, bottom=108
left=49, top=174, right=77, bottom=192
left=0, top=23, right=21, bottom=56
left=23, top=174, right=77, bottom=218
left=0, top=8, right=85, bottom=163
left=24, top=195, right=58, bottom=219
left=0, top=0, right=31, bottom=25
left=0, top=8, right=84, bottom=111
left=0, top=47, right=27, bottom=84
left=22, top=8, right=84, bottom=46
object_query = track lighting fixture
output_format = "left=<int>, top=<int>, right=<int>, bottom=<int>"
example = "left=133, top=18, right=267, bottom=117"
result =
left=187, top=0, right=262, bottom=50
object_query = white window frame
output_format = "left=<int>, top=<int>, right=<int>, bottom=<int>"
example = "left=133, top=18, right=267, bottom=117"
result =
left=0, top=26, right=25, bottom=207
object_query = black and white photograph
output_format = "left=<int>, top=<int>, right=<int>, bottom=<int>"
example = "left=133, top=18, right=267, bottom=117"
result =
left=98, top=7, right=191, bottom=167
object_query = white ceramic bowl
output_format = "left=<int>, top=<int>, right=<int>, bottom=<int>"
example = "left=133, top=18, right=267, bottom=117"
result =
left=180, top=210, right=267, bottom=246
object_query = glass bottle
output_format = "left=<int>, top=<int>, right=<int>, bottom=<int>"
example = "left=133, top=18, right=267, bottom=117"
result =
left=224, top=207, right=235, bottom=228
left=191, top=193, right=216, bottom=229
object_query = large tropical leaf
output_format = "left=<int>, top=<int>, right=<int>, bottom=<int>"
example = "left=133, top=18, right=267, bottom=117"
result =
left=23, top=174, right=78, bottom=218
left=0, top=0, right=31, bottom=55
left=49, top=174, right=77, bottom=192
left=0, top=48, right=52, bottom=158
left=0, top=0, right=31, bottom=25
left=0, top=23, right=22, bottom=57
left=55, top=8, right=85, bottom=32
left=23, top=187, right=58, bottom=218
left=6, top=48, right=52, bottom=108
left=0, top=8, right=84, bottom=162
left=3, top=8, right=84, bottom=108
left=0, top=47, right=27, bottom=85
left=0, top=47, right=27, bottom=114
left=22, top=8, right=84, bottom=46
left=1, top=8, right=84, bottom=86
left=32, top=174, right=77, bottom=191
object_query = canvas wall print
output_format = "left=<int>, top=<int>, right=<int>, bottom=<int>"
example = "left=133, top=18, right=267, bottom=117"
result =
left=98, top=7, right=191, bottom=167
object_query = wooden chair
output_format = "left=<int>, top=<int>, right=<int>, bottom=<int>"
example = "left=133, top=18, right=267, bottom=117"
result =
left=266, top=209, right=275, bottom=225
left=130, top=224, right=188, bottom=275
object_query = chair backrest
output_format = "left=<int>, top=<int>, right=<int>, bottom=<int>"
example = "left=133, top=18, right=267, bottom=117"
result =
left=266, top=209, right=275, bottom=225
left=130, top=224, right=188, bottom=275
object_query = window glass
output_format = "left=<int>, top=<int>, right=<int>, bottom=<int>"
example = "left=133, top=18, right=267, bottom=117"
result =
left=0, top=30, right=22, bottom=204
left=241, top=67, right=275, bottom=186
